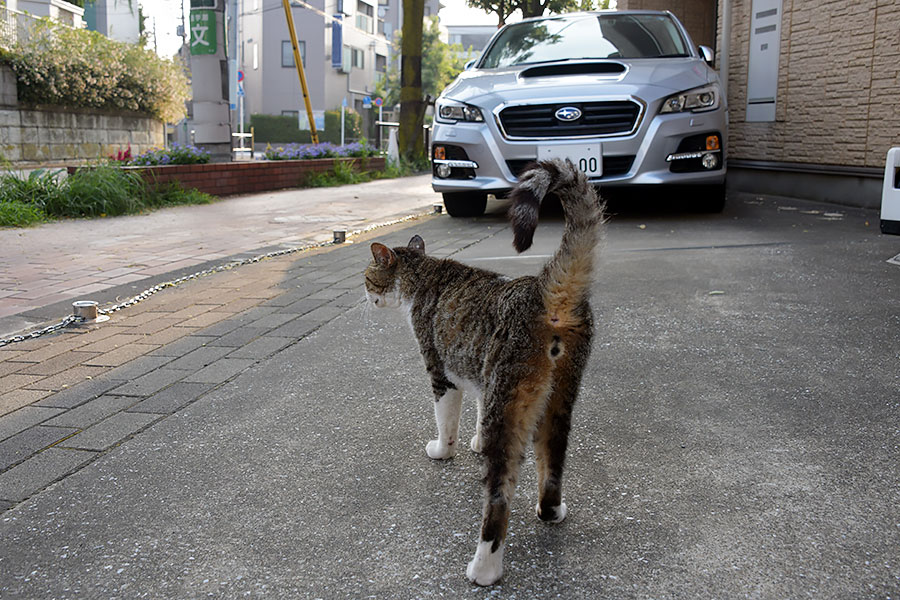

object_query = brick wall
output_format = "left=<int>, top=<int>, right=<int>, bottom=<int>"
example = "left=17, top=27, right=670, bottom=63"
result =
left=723, top=0, right=900, bottom=169
left=68, top=157, right=387, bottom=197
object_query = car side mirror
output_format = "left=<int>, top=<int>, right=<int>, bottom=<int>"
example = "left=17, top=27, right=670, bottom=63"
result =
left=699, top=45, right=715, bottom=67
left=464, top=59, right=477, bottom=70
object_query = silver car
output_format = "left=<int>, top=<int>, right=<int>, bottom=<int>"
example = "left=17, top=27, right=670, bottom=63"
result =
left=431, top=10, right=728, bottom=216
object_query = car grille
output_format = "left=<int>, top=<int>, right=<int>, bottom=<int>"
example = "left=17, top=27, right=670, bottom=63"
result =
left=498, top=101, right=641, bottom=139
left=506, top=155, right=635, bottom=179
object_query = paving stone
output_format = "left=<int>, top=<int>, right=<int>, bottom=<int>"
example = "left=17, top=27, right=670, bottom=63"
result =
left=45, top=395, right=135, bottom=428
left=207, top=327, right=267, bottom=348
left=164, top=346, right=233, bottom=370
left=60, top=412, right=159, bottom=452
left=104, top=355, right=175, bottom=381
left=0, top=499, right=12, bottom=512
left=180, top=358, right=256, bottom=385
left=298, top=305, right=347, bottom=323
left=275, top=297, right=329, bottom=316
left=109, top=369, right=188, bottom=397
left=24, top=365, right=108, bottom=392
left=82, top=344, right=160, bottom=368
left=127, top=382, right=215, bottom=414
left=0, top=407, right=66, bottom=442
left=227, top=336, right=293, bottom=360
left=149, top=335, right=217, bottom=357
left=307, top=287, right=350, bottom=301
left=0, top=448, right=96, bottom=502
left=0, top=389, right=53, bottom=417
left=33, top=376, right=121, bottom=409
left=269, top=318, right=320, bottom=339
left=0, top=426, right=79, bottom=471
left=247, top=313, right=299, bottom=329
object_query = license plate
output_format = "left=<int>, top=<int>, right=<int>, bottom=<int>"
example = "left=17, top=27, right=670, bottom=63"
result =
left=538, top=144, right=602, bottom=176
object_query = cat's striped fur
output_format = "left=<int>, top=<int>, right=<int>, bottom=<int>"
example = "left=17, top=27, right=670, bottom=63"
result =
left=365, top=159, right=604, bottom=585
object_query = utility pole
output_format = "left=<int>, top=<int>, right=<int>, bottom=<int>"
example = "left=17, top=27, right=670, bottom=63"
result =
left=189, top=0, right=232, bottom=161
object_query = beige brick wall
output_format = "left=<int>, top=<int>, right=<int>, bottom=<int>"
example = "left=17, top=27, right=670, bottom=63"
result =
left=0, top=106, right=165, bottom=165
left=723, top=0, right=900, bottom=168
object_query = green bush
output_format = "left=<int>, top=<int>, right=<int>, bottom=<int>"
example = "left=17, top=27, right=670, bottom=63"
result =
left=249, top=114, right=311, bottom=145
left=1, top=19, right=189, bottom=122
left=250, top=109, right=364, bottom=146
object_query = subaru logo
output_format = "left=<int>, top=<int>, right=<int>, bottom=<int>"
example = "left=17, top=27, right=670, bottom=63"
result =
left=555, top=106, right=582, bottom=122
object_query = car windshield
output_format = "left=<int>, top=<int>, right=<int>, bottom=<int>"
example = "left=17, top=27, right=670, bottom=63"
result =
left=479, top=13, right=691, bottom=68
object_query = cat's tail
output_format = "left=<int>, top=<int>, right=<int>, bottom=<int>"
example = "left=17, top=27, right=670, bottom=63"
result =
left=508, top=158, right=604, bottom=310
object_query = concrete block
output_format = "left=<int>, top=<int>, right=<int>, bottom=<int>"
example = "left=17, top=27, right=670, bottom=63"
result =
left=0, top=425, right=79, bottom=471
left=61, top=412, right=159, bottom=452
left=0, top=448, right=96, bottom=502
left=0, top=407, right=66, bottom=442
left=110, top=369, right=188, bottom=397
left=45, top=395, right=135, bottom=428
left=180, top=358, right=256, bottom=385
left=127, top=382, right=215, bottom=414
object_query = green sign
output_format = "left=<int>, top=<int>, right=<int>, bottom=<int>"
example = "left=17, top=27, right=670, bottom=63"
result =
left=190, top=10, right=216, bottom=56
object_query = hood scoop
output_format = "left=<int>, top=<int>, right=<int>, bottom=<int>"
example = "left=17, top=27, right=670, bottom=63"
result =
left=519, top=62, right=626, bottom=79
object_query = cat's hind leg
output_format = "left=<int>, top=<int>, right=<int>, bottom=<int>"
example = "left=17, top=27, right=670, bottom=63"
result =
left=467, top=367, right=554, bottom=586
left=533, top=330, right=590, bottom=523
left=426, top=383, right=463, bottom=460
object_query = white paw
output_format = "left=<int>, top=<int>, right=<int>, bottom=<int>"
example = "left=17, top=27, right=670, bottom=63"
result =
left=466, top=540, right=504, bottom=586
left=426, top=439, right=457, bottom=460
left=470, top=434, right=483, bottom=453
left=536, top=502, right=568, bottom=523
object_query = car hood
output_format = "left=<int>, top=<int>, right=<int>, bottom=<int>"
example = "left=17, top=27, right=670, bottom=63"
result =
left=440, top=59, right=716, bottom=108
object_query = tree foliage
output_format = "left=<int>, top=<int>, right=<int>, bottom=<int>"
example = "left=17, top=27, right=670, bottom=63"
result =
left=1, top=18, right=189, bottom=123
left=377, top=17, right=473, bottom=109
left=466, top=0, right=611, bottom=25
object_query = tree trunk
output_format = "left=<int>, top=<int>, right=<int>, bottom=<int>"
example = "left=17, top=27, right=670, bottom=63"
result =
left=399, top=0, right=427, bottom=162
left=521, top=0, right=545, bottom=18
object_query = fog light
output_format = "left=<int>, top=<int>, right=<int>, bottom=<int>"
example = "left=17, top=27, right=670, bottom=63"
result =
left=436, top=163, right=452, bottom=178
left=706, top=135, right=720, bottom=151
left=434, top=146, right=446, bottom=160
left=701, top=153, right=719, bottom=169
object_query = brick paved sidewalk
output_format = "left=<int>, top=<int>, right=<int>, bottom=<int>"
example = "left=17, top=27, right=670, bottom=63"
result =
left=0, top=174, right=435, bottom=330
left=0, top=214, right=505, bottom=511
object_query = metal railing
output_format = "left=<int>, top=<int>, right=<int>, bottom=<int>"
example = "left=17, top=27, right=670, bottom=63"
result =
left=0, top=6, right=79, bottom=49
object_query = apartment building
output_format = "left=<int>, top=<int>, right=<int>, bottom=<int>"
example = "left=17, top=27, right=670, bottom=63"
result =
left=240, top=0, right=375, bottom=127
left=239, top=0, right=441, bottom=127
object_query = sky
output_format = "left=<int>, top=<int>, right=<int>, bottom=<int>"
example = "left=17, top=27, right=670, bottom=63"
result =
left=140, top=0, right=501, bottom=59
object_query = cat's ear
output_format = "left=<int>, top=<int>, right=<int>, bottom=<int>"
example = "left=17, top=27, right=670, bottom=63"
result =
left=371, top=243, right=396, bottom=268
left=407, top=235, right=426, bottom=255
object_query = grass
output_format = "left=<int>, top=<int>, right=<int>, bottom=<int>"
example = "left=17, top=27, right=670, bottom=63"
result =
left=303, top=156, right=427, bottom=188
left=0, top=166, right=216, bottom=228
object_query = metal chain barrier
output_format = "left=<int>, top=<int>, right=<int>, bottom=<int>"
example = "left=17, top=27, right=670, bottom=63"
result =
left=0, top=210, right=433, bottom=348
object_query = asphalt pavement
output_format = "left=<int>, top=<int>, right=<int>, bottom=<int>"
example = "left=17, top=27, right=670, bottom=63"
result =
left=0, top=183, right=898, bottom=598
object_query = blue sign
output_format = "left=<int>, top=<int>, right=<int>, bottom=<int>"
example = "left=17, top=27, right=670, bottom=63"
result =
left=363, top=96, right=372, bottom=109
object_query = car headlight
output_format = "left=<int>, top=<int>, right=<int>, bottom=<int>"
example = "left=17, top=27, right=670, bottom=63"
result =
left=435, top=99, right=484, bottom=123
left=660, top=85, right=720, bottom=114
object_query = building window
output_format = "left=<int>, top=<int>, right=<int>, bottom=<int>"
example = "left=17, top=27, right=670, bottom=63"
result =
left=355, top=0, right=374, bottom=34
left=375, top=53, right=386, bottom=73
left=282, top=40, right=306, bottom=67
left=351, top=47, right=365, bottom=69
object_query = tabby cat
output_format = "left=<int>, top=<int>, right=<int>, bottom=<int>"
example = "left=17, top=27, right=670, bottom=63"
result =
left=364, top=159, right=604, bottom=586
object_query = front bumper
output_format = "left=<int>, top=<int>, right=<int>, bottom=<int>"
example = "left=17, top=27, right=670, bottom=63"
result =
left=430, top=106, right=728, bottom=195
